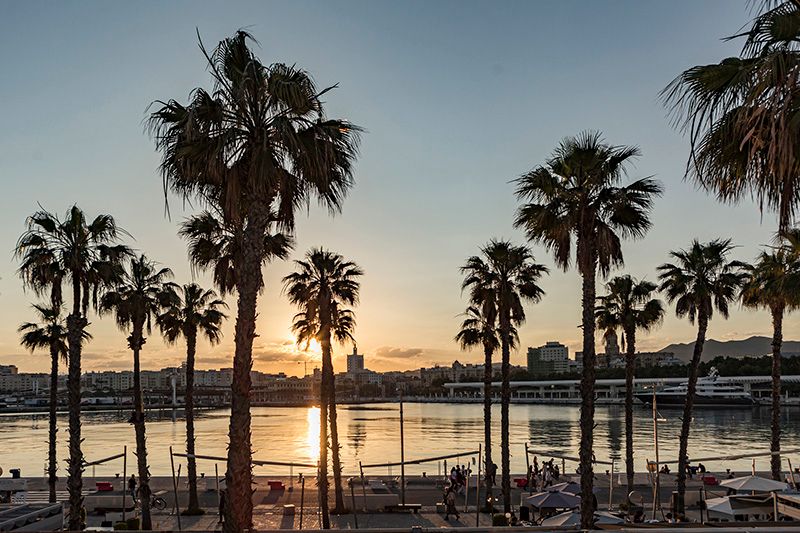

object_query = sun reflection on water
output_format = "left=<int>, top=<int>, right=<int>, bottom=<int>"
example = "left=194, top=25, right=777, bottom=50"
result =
left=306, top=406, right=320, bottom=461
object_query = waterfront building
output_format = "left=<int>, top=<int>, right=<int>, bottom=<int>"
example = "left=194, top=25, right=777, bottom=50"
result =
left=347, top=346, right=365, bottom=374
left=527, top=341, right=570, bottom=375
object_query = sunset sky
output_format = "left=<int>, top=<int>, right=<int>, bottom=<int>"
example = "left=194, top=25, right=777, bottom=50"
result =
left=1, top=1, right=797, bottom=376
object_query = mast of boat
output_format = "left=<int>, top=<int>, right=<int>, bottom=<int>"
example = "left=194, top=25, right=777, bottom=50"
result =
left=652, top=386, right=661, bottom=520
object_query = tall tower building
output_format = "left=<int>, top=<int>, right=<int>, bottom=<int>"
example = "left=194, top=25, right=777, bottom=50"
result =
left=347, top=345, right=365, bottom=375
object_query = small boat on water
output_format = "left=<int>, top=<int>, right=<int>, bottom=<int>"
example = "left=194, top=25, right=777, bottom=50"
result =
left=635, top=368, right=756, bottom=408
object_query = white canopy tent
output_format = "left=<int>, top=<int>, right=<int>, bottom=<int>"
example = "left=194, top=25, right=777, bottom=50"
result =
left=541, top=510, right=624, bottom=527
left=524, top=490, right=580, bottom=510
left=719, top=475, right=789, bottom=493
left=705, top=495, right=774, bottom=520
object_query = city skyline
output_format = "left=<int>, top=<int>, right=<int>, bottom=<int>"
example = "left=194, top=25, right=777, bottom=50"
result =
left=2, top=1, right=799, bottom=377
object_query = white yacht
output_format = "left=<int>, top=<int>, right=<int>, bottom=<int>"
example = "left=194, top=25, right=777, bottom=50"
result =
left=635, top=368, right=756, bottom=408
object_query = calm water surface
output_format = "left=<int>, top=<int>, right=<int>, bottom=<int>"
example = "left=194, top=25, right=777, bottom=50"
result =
left=1, top=403, right=796, bottom=478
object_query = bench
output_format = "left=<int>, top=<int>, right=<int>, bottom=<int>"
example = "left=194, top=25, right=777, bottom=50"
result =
left=385, top=503, right=422, bottom=513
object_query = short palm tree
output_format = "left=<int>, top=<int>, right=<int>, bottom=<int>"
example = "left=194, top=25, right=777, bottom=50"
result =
left=18, top=304, right=85, bottom=503
left=514, top=132, right=661, bottom=528
left=740, top=240, right=800, bottom=480
left=150, top=32, right=360, bottom=532
left=595, top=275, right=664, bottom=494
left=158, top=283, right=228, bottom=514
left=100, top=255, right=173, bottom=531
left=662, top=1, right=800, bottom=233
left=461, top=240, right=547, bottom=513
left=283, top=249, right=363, bottom=527
left=16, top=206, right=128, bottom=529
left=658, top=239, right=746, bottom=512
left=455, top=305, right=513, bottom=512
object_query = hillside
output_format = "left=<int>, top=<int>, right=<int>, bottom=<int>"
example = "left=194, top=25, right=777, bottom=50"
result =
left=659, top=336, right=800, bottom=363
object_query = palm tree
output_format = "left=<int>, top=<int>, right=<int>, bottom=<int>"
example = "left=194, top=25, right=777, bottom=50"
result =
left=100, top=255, right=173, bottom=531
left=514, top=132, right=661, bottom=528
left=658, top=239, right=746, bottom=513
left=157, top=283, right=228, bottom=514
left=18, top=304, right=87, bottom=503
left=16, top=206, right=128, bottom=529
left=595, top=276, right=664, bottom=494
left=455, top=305, right=511, bottom=512
left=283, top=249, right=363, bottom=526
left=662, top=1, right=800, bottom=233
left=461, top=240, right=547, bottom=513
left=740, top=239, right=800, bottom=480
left=149, top=32, right=361, bottom=532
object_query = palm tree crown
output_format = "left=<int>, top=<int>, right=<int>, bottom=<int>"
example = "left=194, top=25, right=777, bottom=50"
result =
left=595, top=276, right=665, bottom=349
left=514, top=131, right=662, bottom=275
left=148, top=30, right=362, bottom=228
left=158, top=283, right=228, bottom=345
left=19, top=304, right=72, bottom=360
left=662, top=1, right=800, bottom=231
left=455, top=305, right=510, bottom=353
left=657, top=239, right=747, bottom=323
left=179, top=208, right=293, bottom=296
left=740, top=244, right=800, bottom=314
left=99, top=254, right=174, bottom=335
left=16, top=205, right=130, bottom=314
left=283, top=249, right=363, bottom=346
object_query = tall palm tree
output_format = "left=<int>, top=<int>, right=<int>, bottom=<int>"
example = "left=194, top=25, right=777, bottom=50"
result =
left=658, top=239, right=746, bottom=513
left=157, top=283, right=228, bottom=514
left=100, top=255, right=173, bottom=531
left=514, top=132, right=661, bottom=528
left=18, top=304, right=85, bottom=503
left=455, top=305, right=513, bottom=512
left=16, top=206, right=128, bottom=529
left=461, top=240, right=547, bottom=513
left=740, top=240, right=800, bottom=480
left=283, top=249, right=363, bottom=526
left=662, top=1, right=800, bottom=233
left=595, top=276, right=664, bottom=494
left=149, top=32, right=360, bottom=532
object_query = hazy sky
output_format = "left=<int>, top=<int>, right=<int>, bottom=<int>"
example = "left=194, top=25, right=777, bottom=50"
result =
left=1, top=1, right=796, bottom=376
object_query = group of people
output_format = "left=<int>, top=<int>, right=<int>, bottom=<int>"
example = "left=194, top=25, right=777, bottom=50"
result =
left=527, top=456, right=560, bottom=491
left=443, top=464, right=472, bottom=521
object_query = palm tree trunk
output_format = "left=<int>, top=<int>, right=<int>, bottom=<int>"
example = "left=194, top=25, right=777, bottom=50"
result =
left=328, top=374, right=345, bottom=513
left=578, top=247, right=598, bottom=530
left=131, top=324, right=152, bottom=530
left=184, top=328, right=202, bottom=514
left=500, top=318, right=512, bottom=513
left=676, top=311, right=707, bottom=516
left=624, top=326, right=636, bottom=494
left=770, top=306, right=783, bottom=481
left=47, top=340, right=59, bottom=504
left=65, top=278, right=85, bottom=531
left=319, top=351, right=332, bottom=529
left=224, top=204, right=272, bottom=533
left=482, top=341, right=494, bottom=512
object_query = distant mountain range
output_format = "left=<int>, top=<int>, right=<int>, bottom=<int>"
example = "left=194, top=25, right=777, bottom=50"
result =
left=659, top=336, right=800, bottom=363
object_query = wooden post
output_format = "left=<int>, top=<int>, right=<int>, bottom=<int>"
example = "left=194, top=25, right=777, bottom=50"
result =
left=399, top=395, right=405, bottom=506
left=350, top=482, right=359, bottom=529
left=464, top=464, right=470, bottom=513
left=476, top=443, right=482, bottom=527
left=122, top=445, right=127, bottom=522
left=788, top=458, right=799, bottom=490
left=169, top=446, right=182, bottom=531
left=215, top=464, right=220, bottom=512
left=359, top=461, right=367, bottom=512
left=299, top=474, right=306, bottom=530
left=608, top=459, right=614, bottom=510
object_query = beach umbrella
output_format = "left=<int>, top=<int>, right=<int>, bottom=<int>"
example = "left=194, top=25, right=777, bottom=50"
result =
left=524, top=490, right=580, bottom=509
left=719, top=475, right=789, bottom=493
left=548, top=481, right=580, bottom=495
left=705, top=495, right=774, bottom=518
left=540, top=510, right=624, bottom=527
left=547, top=480, right=600, bottom=495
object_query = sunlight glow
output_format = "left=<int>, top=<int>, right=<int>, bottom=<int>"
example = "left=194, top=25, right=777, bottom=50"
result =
left=306, top=407, right=320, bottom=461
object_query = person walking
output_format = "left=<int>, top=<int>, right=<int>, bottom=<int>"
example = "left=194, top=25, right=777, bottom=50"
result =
left=218, top=489, right=226, bottom=524
left=444, top=487, right=459, bottom=521
left=128, top=474, right=137, bottom=503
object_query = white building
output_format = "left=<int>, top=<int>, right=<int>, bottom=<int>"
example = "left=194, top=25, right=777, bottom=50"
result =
left=527, top=341, right=570, bottom=375
left=347, top=346, right=365, bottom=375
